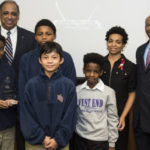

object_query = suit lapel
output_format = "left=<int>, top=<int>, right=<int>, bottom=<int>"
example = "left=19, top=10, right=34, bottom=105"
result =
left=0, top=26, right=11, bottom=63
left=14, top=27, right=24, bottom=60
left=0, top=26, right=24, bottom=64
left=141, top=48, right=146, bottom=70
left=137, top=44, right=146, bottom=73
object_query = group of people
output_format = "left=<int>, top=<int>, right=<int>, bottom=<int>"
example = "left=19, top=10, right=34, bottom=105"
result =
left=0, top=0, right=150, bottom=150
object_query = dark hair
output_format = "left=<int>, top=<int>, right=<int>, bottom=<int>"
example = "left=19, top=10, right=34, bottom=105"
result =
left=0, top=0, right=20, bottom=14
left=34, top=19, right=56, bottom=34
left=83, top=53, right=104, bottom=70
left=40, top=42, right=63, bottom=59
left=105, top=26, right=128, bottom=44
left=0, top=34, right=6, bottom=45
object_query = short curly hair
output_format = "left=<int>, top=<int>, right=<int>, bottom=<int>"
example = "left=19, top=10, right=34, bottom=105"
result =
left=35, top=19, right=56, bottom=35
left=105, top=26, right=128, bottom=44
left=83, top=53, right=104, bottom=71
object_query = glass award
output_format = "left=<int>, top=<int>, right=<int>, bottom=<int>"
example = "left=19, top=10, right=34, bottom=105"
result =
left=2, top=76, right=17, bottom=100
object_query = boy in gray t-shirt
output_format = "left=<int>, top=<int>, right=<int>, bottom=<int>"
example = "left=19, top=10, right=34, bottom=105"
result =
left=74, top=53, right=118, bottom=150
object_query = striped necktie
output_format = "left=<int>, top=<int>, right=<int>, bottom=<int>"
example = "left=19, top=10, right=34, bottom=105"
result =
left=145, top=49, right=150, bottom=69
left=5, top=31, right=13, bottom=65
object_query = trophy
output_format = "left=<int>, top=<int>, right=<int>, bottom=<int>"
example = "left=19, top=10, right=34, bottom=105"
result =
left=2, top=76, right=17, bottom=100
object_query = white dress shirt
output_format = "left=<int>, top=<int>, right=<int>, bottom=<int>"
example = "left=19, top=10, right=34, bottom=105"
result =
left=1, top=26, right=17, bottom=57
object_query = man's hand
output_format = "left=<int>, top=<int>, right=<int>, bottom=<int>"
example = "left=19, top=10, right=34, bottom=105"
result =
left=0, top=99, right=9, bottom=109
left=6, top=99, right=18, bottom=105
left=0, top=99, right=18, bottom=109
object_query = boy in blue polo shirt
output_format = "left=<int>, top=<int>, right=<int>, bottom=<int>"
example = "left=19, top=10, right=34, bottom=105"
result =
left=20, top=42, right=77, bottom=150
left=0, top=34, right=18, bottom=150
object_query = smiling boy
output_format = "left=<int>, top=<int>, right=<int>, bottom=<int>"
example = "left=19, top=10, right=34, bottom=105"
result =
left=73, top=53, right=118, bottom=150
left=20, top=42, right=77, bottom=150
left=19, top=19, right=76, bottom=102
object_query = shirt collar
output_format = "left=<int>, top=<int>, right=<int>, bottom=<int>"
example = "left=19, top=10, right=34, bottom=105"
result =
left=105, top=53, right=126, bottom=63
left=79, top=79, right=104, bottom=91
left=1, top=26, right=17, bottom=36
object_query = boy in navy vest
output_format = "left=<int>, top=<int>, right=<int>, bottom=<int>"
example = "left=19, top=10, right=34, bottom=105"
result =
left=0, top=34, right=18, bottom=150
left=20, top=42, right=77, bottom=150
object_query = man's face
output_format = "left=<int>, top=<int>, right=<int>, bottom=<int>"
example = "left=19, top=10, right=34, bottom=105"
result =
left=0, top=2, right=19, bottom=30
left=35, top=26, right=56, bottom=47
left=145, top=16, right=150, bottom=38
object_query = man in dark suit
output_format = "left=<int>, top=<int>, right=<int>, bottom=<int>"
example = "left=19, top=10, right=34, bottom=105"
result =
left=0, top=0, right=36, bottom=75
left=133, top=15, right=150, bottom=150
left=0, top=1, right=36, bottom=150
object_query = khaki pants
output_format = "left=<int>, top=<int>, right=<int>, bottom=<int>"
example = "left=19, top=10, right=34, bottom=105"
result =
left=0, top=127, right=15, bottom=150
left=61, top=144, right=69, bottom=150
left=26, top=142, right=69, bottom=150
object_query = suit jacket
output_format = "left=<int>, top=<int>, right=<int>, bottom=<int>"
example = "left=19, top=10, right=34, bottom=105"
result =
left=133, top=40, right=150, bottom=133
left=0, top=26, right=37, bottom=75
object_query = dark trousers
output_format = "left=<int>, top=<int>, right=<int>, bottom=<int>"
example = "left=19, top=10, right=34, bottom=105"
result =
left=134, top=124, right=150, bottom=150
left=115, top=115, right=129, bottom=150
left=116, top=125, right=129, bottom=150
left=15, top=121, right=25, bottom=150
left=72, top=133, right=108, bottom=150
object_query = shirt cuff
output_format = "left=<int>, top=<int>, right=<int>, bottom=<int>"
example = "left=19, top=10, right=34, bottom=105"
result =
left=109, top=142, right=115, bottom=147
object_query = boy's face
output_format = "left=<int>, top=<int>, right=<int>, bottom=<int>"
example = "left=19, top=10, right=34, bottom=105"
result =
left=35, top=26, right=56, bottom=47
left=83, top=62, right=103, bottom=88
left=39, top=50, right=64, bottom=78
left=0, top=41, right=4, bottom=59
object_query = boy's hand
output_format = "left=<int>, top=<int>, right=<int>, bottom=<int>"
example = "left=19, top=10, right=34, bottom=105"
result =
left=108, top=147, right=115, bottom=150
left=44, top=138, right=58, bottom=149
left=118, top=116, right=125, bottom=131
left=43, top=136, right=51, bottom=147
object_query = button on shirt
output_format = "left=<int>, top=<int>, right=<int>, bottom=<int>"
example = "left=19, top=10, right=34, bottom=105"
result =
left=1, top=26, right=17, bottom=57
left=101, top=54, right=136, bottom=116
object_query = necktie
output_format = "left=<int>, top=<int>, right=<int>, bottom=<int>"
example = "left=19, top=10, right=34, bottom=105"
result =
left=145, top=49, right=150, bottom=69
left=5, top=31, right=13, bottom=65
